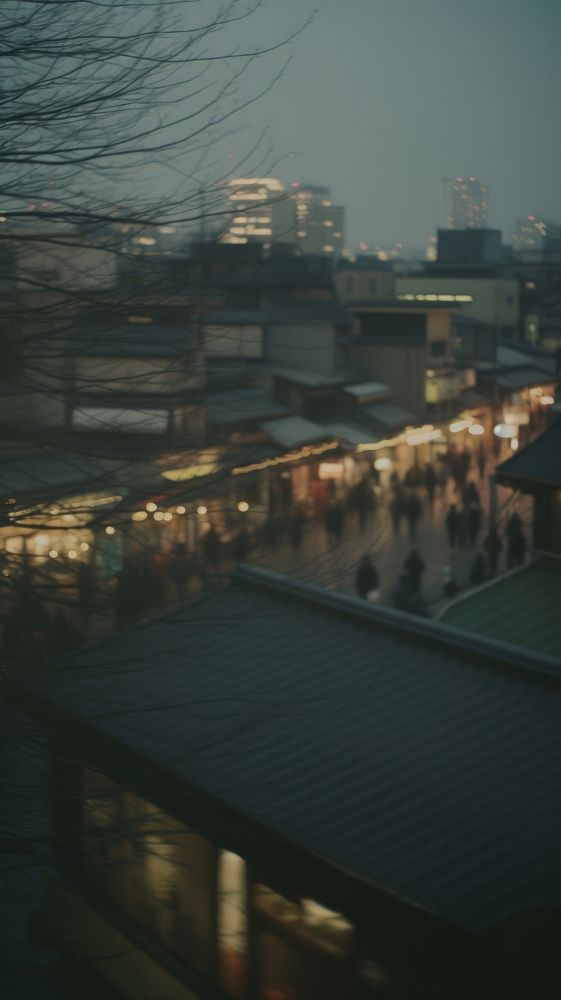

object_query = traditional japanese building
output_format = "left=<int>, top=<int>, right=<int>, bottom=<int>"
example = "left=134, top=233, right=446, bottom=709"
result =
left=11, top=567, right=561, bottom=1000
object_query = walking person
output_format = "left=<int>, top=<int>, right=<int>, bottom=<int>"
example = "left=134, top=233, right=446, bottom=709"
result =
left=324, top=501, right=337, bottom=546
left=456, top=506, right=468, bottom=549
left=290, top=508, right=306, bottom=552
left=442, top=565, right=459, bottom=599
left=405, top=492, right=423, bottom=540
left=389, top=490, right=403, bottom=537
left=424, top=463, right=437, bottom=505
left=403, top=548, right=425, bottom=595
left=477, top=441, right=486, bottom=480
left=203, top=523, right=221, bottom=570
left=445, top=504, right=459, bottom=549
left=467, top=502, right=482, bottom=548
left=469, top=552, right=487, bottom=587
left=483, top=525, right=503, bottom=575
left=507, top=526, right=526, bottom=569
left=332, top=501, right=345, bottom=543
left=355, top=555, right=380, bottom=601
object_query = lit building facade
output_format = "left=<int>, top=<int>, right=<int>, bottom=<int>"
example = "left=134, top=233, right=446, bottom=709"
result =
left=447, top=177, right=489, bottom=230
left=511, top=216, right=561, bottom=255
left=288, top=182, right=345, bottom=259
left=219, top=178, right=294, bottom=249
left=219, top=179, right=345, bottom=259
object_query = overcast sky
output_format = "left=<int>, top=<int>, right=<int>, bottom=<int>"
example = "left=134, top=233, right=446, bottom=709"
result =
left=219, top=0, right=561, bottom=249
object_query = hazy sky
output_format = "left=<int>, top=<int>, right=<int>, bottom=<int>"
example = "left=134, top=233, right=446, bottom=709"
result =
left=221, top=0, right=561, bottom=249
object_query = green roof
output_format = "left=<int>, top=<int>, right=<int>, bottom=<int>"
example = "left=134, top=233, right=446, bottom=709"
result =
left=441, top=560, right=561, bottom=660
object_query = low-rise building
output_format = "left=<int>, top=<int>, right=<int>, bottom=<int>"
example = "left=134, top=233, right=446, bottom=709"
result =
left=15, top=566, right=561, bottom=1000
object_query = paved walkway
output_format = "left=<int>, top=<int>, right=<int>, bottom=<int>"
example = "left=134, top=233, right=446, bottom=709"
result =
left=253, top=472, right=530, bottom=614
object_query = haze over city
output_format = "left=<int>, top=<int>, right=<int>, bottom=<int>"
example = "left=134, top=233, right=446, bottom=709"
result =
left=217, top=0, right=561, bottom=248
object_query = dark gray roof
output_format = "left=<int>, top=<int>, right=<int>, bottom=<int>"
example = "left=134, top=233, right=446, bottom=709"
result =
left=205, top=389, right=290, bottom=426
left=43, top=567, right=561, bottom=930
left=0, top=451, right=107, bottom=499
left=495, top=367, right=554, bottom=391
left=259, top=416, right=333, bottom=449
left=497, top=418, right=561, bottom=488
left=440, top=559, right=561, bottom=659
left=70, top=325, right=197, bottom=358
left=361, top=401, right=416, bottom=430
left=205, top=304, right=350, bottom=326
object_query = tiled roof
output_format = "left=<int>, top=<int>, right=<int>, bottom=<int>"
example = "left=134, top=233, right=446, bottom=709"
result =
left=70, top=325, right=198, bottom=358
left=205, top=390, right=290, bottom=426
left=259, top=416, right=333, bottom=449
left=41, top=567, right=561, bottom=930
left=360, top=401, right=417, bottom=430
left=0, top=451, right=107, bottom=499
left=440, top=560, right=561, bottom=659
left=497, top=418, right=561, bottom=488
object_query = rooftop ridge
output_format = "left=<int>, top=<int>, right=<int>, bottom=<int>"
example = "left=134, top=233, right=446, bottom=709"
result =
left=233, top=564, right=561, bottom=684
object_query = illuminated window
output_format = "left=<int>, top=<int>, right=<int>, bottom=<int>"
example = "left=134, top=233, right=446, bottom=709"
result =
left=322, top=245, right=334, bottom=253
left=219, top=851, right=248, bottom=998
left=253, top=883, right=354, bottom=1000
left=323, top=220, right=334, bottom=227
left=82, top=771, right=213, bottom=974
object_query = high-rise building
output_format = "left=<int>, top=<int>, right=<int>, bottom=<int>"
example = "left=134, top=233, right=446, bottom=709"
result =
left=446, top=176, right=489, bottom=229
left=218, top=178, right=345, bottom=259
left=218, top=177, right=293, bottom=248
left=511, top=216, right=561, bottom=254
left=287, top=182, right=345, bottom=258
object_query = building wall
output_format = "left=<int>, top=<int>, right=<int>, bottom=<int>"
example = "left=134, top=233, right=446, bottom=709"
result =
left=17, top=239, right=117, bottom=290
left=395, top=276, right=519, bottom=329
left=266, top=323, right=336, bottom=376
left=204, top=324, right=263, bottom=358
left=72, top=356, right=201, bottom=395
left=350, top=341, right=428, bottom=417
left=335, top=269, right=395, bottom=303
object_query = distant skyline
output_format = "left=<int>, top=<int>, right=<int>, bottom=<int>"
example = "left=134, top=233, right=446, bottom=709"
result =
left=216, top=0, right=561, bottom=249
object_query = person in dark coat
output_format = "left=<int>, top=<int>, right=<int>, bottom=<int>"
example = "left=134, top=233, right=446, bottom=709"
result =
left=483, top=526, right=503, bottom=575
left=507, top=527, right=526, bottom=569
left=424, top=463, right=437, bottom=505
left=290, top=509, right=306, bottom=552
left=445, top=504, right=459, bottom=548
left=403, top=549, right=425, bottom=594
left=469, top=552, right=487, bottom=587
left=324, top=501, right=338, bottom=546
left=355, top=555, right=380, bottom=600
left=389, top=491, right=403, bottom=537
left=442, top=565, right=459, bottom=599
left=203, top=524, right=221, bottom=569
left=332, top=501, right=345, bottom=543
left=169, top=543, right=189, bottom=599
left=467, top=502, right=482, bottom=547
left=404, top=492, right=423, bottom=540
left=477, top=442, right=486, bottom=480
left=456, top=507, right=468, bottom=549
left=506, top=510, right=523, bottom=540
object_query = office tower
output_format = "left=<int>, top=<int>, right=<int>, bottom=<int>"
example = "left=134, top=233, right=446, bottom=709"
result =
left=447, top=177, right=489, bottom=229
left=288, top=182, right=345, bottom=258
left=218, top=178, right=293, bottom=248
left=511, top=216, right=561, bottom=253
left=219, top=178, right=345, bottom=259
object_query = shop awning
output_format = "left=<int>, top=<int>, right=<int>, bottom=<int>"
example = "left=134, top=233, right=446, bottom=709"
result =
left=318, top=421, right=378, bottom=447
left=343, top=381, right=391, bottom=403
left=495, top=368, right=553, bottom=391
left=360, top=402, right=416, bottom=431
left=259, top=416, right=334, bottom=450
